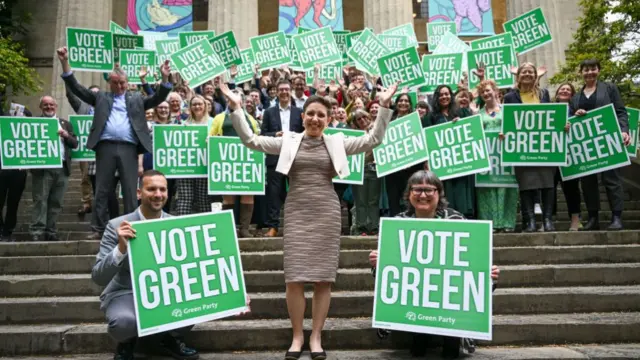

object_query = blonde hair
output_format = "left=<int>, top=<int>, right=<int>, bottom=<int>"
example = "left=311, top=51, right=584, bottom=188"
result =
left=185, top=95, right=208, bottom=124
left=514, top=62, right=540, bottom=95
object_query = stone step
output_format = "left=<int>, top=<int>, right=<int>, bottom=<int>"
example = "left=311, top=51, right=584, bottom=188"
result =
left=518, top=211, right=640, bottom=221
left=2, top=231, right=639, bottom=256
left=2, top=245, right=639, bottom=275
left=1, top=313, right=640, bottom=355
left=1, top=286, right=639, bottom=324
left=1, top=263, right=639, bottom=297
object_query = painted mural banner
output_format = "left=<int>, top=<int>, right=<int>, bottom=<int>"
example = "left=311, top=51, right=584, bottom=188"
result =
left=324, top=128, right=365, bottom=185
left=170, top=39, right=226, bottom=89
left=208, top=136, right=265, bottom=195
left=427, top=0, right=495, bottom=36
left=0, top=117, right=63, bottom=169
left=373, top=112, right=428, bottom=177
left=152, top=125, right=208, bottom=178
left=67, top=27, right=114, bottom=72
left=426, top=21, right=456, bottom=52
left=475, top=132, right=518, bottom=188
left=421, top=53, right=463, bottom=93
left=250, top=32, right=291, bottom=71
left=503, top=7, right=552, bottom=54
left=69, top=115, right=95, bottom=161
left=127, top=0, right=193, bottom=37
left=278, top=0, right=344, bottom=35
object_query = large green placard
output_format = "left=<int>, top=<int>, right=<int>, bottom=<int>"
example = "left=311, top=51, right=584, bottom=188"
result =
left=475, top=132, right=518, bottom=188
left=110, top=21, right=131, bottom=35
left=69, top=115, right=94, bottom=161
left=373, top=217, right=493, bottom=340
left=0, top=117, right=62, bottom=169
left=66, top=27, right=114, bottom=72
left=129, top=211, right=248, bottom=337
left=501, top=103, right=568, bottom=166
left=382, top=23, right=418, bottom=48
left=233, top=48, right=256, bottom=85
left=112, top=33, right=143, bottom=63
left=426, top=22, right=456, bottom=52
left=503, top=7, right=553, bottom=54
left=467, top=45, right=517, bottom=89
left=179, top=30, right=216, bottom=49
left=210, top=31, right=242, bottom=67
left=305, top=63, right=342, bottom=86
left=423, top=115, right=490, bottom=181
left=346, top=29, right=390, bottom=77
left=333, top=30, right=351, bottom=64
left=170, top=39, right=226, bottom=89
left=421, top=53, right=463, bottom=93
left=627, top=107, right=639, bottom=158
left=560, top=104, right=630, bottom=181
left=156, top=39, right=181, bottom=66
left=286, top=35, right=303, bottom=70
left=373, top=112, right=428, bottom=178
left=152, top=125, right=208, bottom=179
left=324, top=128, right=365, bottom=185
left=250, top=31, right=291, bottom=71
left=470, top=32, right=516, bottom=59
left=378, top=34, right=410, bottom=54
left=292, top=27, right=342, bottom=70
left=377, top=46, right=426, bottom=89
left=119, top=49, right=156, bottom=85
left=208, top=136, right=265, bottom=195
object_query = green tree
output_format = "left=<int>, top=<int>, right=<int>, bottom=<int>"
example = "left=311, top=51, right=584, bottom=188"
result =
left=549, top=0, right=640, bottom=108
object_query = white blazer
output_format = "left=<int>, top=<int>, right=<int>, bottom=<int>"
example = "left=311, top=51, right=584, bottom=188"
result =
left=231, top=107, right=393, bottom=179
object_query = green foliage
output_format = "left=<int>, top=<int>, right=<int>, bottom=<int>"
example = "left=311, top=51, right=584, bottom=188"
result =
left=0, top=37, right=42, bottom=98
left=549, top=0, right=640, bottom=108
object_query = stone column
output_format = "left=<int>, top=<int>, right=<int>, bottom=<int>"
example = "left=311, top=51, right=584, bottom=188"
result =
left=507, top=0, right=581, bottom=88
left=51, top=0, right=113, bottom=118
left=363, top=0, right=413, bottom=34
left=208, top=0, right=258, bottom=49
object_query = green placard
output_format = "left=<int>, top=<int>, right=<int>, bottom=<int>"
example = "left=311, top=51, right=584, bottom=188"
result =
left=119, top=49, right=156, bottom=85
left=286, top=35, right=303, bottom=70
left=344, top=30, right=364, bottom=65
left=382, top=23, right=418, bottom=48
left=210, top=31, right=242, bottom=67
left=170, top=39, right=226, bottom=89
left=373, top=217, right=492, bottom=340
left=305, top=63, right=342, bottom=86
left=469, top=32, right=516, bottom=59
left=347, top=29, right=390, bottom=77
left=66, top=27, right=114, bottom=72
left=626, top=107, right=639, bottom=158
left=140, top=30, right=169, bottom=51
left=250, top=31, right=291, bottom=71
left=292, top=27, right=342, bottom=70
left=128, top=211, right=249, bottom=337
left=467, top=45, right=517, bottom=90
left=333, top=30, right=350, bottom=64
left=233, top=48, right=256, bottom=85
left=179, top=30, right=216, bottom=49
left=324, top=128, right=365, bottom=185
left=69, top=115, right=94, bottom=161
left=378, top=47, right=426, bottom=89
left=427, top=22, right=456, bottom=52
left=475, top=132, right=518, bottom=188
left=112, top=34, right=144, bottom=63
left=379, top=34, right=410, bottom=54
left=152, top=125, right=208, bottom=179
left=501, top=103, right=568, bottom=166
left=0, top=117, right=63, bottom=169
left=421, top=53, right=463, bottom=93
left=503, top=7, right=553, bottom=55
left=208, top=136, right=265, bottom=195
left=373, top=112, right=428, bottom=177
left=156, top=39, right=181, bottom=66
left=423, top=115, right=490, bottom=181
left=560, top=104, right=630, bottom=181
left=110, top=21, right=131, bottom=35
left=297, top=27, right=312, bottom=34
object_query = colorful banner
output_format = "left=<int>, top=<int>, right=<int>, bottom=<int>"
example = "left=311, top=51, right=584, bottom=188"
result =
left=421, top=53, right=463, bottom=93
left=475, top=132, right=518, bottom=188
left=503, top=7, right=552, bottom=55
left=250, top=31, right=291, bottom=71
left=69, top=115, right=95, bottom=162
left=208, top=136, right=265, bottom=195
left=426, top=21, right=456, bottom=52
left=66, top=27, right=114, bottom=72
left=128, top=211, right=248, bottom=337
left=373, top=217, right=493, bottom=340
left=427, top=0, right=495, bottom=36
left=373, top=112, right=428, bottom=178
left=467, top=45, right=517, bottom=90
left=0, top=117, right=63, bottom=169
left=278, top=0, right=344, bottom=35
left=170, top=39, right=226, bottom=89
left=324, top=128, right=365, bottom=185
left=626, top=108, right=639, bottom=158
left=119, top=49, right=156, bottom=85
left=127, top=0, right=193, bottom=36
left=153, top=125, right=208, bottom=178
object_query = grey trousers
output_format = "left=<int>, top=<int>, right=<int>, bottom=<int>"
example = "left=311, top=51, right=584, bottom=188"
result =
left=30, top=168, right=69, bottom=236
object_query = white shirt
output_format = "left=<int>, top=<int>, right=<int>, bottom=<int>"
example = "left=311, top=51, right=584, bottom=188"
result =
left=279, top=102, right=291, bottom=133
left=48, top=114, right=66, bottom=160
left=112, top=208, right=165, bottom=264
left=292, top=93, right=308, bottom=109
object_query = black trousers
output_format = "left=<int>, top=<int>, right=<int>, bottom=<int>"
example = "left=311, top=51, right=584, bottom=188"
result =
left=0, top=169, right=27, bottom=235
left=90, top=175, right=120, bottom=221
left=554, top=169, right=582, bottom=217
left=265, top=166, right=287, bottom=229
left=580, top=169, right=624, bottom=213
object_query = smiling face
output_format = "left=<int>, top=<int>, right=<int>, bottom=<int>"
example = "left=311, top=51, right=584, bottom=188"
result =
left=438, top=87, right=452, bottom=109
left=303, top=101, right=329, bottom=137
left=203, top=84, right=214, bottom=97
left=169, top=95, right=182, bottom=112
left=417, top=106, right=428, bottom=118
left=354, top=97, right=365, bottom=110
left=556, top=84, right=574, bottom=103
left=277, top=82, right=291, bottom=105
left=518, top=64, right=537, bottom=86
left=39, top=96, right=57, bottom=117
left=190, top=97, right=206, bottom=118
left=250, top=90, right=260, bottom=105
left=354, top=112, right=372, bottom=130
left=155, top=102, right=170, bottom=121
left=456, top=92, right=470, bottom=108
left=396, top=95, right=411, bottom=113
left=109, top=73, right=128, bottom=96
left=138, top=174, right=168, bottom=213
left=335, top=107, right=347, bottom=122
left=369, top=103, right=380, bottom=117
left=581, top=65, right=600, bottom=83
left=482, top=85, right=497, bottom=103
left=145, top=108, right=155, bottom=121
left=409, top=182, right=440, bottom=217
left=245, top=98, right=255, bottom=114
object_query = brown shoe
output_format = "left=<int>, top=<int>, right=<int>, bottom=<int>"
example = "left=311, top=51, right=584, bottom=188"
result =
left=265, top=228, right=278, bottom=237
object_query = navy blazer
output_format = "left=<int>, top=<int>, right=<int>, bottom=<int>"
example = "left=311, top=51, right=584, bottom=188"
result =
left=503, top=88, right=551, bottom=104
left=260, top=104, right=304, bottom=167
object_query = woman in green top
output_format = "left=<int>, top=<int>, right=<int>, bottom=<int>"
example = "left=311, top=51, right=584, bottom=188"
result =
left=476, top=79, right=518, bottom=231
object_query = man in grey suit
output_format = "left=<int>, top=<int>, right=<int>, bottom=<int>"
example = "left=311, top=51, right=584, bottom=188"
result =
left=92, top=170, right=199, bottom=360
left=56, top=46, right=173, bottom=240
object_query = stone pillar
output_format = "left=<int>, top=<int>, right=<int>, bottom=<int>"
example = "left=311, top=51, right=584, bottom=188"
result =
left=51, top=0, right=113, bottom=118
left=208, top=0, right=259, bottom=49
left=363, top=0, right=413, bottom=34
left=507, top=0, right=581, bottom=88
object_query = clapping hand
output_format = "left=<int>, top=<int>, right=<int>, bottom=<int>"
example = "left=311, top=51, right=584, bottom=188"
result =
left=219, top=78, right=242, bottom=111
left=377, top=81, right=400, bottom=108
left=472, top=61, right=486, bottom=81
left=159, top=60, right=171, bottom=82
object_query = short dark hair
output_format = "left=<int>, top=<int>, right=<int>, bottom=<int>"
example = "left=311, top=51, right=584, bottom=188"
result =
left=276, top=79, right=291, bottom=90
left=579, top=59, right=600, bottom=71
left=302, top=95, right=332, bottom=116
left=139, top=169, right=167, bottom=187
left=403, top=170, right=448, bottom=215
left=249, top=88, right=261, bottom=94
left=267, top=84, right=277, bottom=93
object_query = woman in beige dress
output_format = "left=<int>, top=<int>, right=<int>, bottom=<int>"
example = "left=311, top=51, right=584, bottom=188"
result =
left=220, top=80, right=398, bottom=360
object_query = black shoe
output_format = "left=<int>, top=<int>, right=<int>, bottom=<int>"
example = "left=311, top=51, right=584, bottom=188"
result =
left=31, top=234, right=43, bottom=242
left=543, top=218, right=556, bottom=232
left=114, top=340, right=136, bottom=360
left=442, top=336, right=461, bottom=359
left=0, top=234, right=14, bottom=242
left=87, top=232, right=103, bottom=240
left=607, top=215, right=623, bottom=231
left=160, top=334, right=199, bottom=360
left=310, top=351, right=327, bottom=360
left=581, top=217, right=600, bottom=231
left=46, top=233, right=59, bottom=242
left=285, top=350, right=303, bottom=360
left=523, top=218, right=537, bottom=233
left=410, top=333, right=428, bottom=356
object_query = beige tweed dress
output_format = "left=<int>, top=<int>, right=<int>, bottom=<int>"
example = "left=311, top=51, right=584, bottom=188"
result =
left=283, top=135, right=341, bottom=283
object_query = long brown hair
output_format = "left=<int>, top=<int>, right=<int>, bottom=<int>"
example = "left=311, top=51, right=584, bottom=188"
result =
left=554, top=82, right=576, bottom=103
left=514, top=62, right=540, bottom=96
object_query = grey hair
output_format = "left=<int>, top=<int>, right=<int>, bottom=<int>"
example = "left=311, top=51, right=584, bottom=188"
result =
left=109, top=67, right=128, bottom=81
left=39, top=96, right=57, bottom=107
left=403, top=170, right=448, bottom=215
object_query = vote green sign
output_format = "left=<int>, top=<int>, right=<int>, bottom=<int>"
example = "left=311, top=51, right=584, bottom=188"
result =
left=69, top=115, right=94, bottom=161
left=153, top=125, right=208, bottom=179
left=379, top=34, right=410, bottom=54
left=305, top=64, right=342, bottom=86
left=560, top=104, right=630, bottom=181
left=627, top=108, right=639, bottom=158
left=156, top=39, right=181, bottom=66
left=502, top=103, right=568, bottom=166
left=179, top=30, right=216, bottom=49
left=373, top=112, right=428, bottom=177
left=66, top=27, right=114, bottom=72
left=344, top=30, right=364, bottom=65
left=128, top=211, right=249, bottom=337
left=427, top=22, right=456, bottom=52
left=421, top=53, right=463, bottom=93
left=423, top=115, right=490, bottom=181
left=292, top=27, right=342, bottom=70
left=119, top=49, right=156, bottom=85
left=324, top=128, right=365, bottom=185
left=378, top=47, right=426, bottom=89
left=333, top=30, right=350, bottom=64
left=250, top=31, right=291, bottom=71
left=211, top=31, right=242, bottom=67
left=208, top=136, right=265, bottom=195
left=373, top=217, right=493, bottom=340
left=475, top=132, right=518, bottom=188
left=503, top=7, right=552, bottom=55
left=112, top=33, right=143, bottom=63
left=347, top=29, right=390, bottom=77
left=171, top=39, right=226, bottom=89
left=233, top=48, right=256, bottom=85
left=382, top=23, right=418, bottom=48
left=467, top=45, right=517, bottom=89
left=110, top=21, right=131, bottom=35
left=286, top=35, right=303, bottom=70
left=470, top=32, right=516, bottom=59
left=0, top=117, right=62, bottom=169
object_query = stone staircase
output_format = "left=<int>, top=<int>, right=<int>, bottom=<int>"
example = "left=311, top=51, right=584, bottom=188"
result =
left=1, top=168, right=640, bottom=359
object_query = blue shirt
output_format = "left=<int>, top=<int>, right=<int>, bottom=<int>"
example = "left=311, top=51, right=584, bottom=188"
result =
left=101, top=93, right=138, bottom=144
